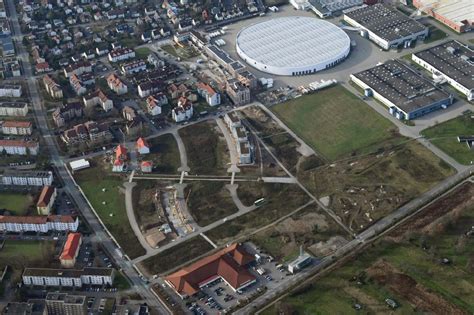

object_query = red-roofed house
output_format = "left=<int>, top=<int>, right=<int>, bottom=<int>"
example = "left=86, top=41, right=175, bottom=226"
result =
left=197, top=82, right=221, bottom=106
left=136, top=137, right=150, bottom=155
left=140, top=161, right=153, bottom=173
left=36, top=186, right=57, bottom=215
left=113, top=144, right=128, bottom=172
left=165, top=243, right=256, bottom=298
left=60, top=233, right=82, bottom=268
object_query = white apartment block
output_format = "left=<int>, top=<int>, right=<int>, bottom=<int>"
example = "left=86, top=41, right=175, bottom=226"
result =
left=108, top=48, right=135, bottom=62
left=0, top=139, right=39, bottom=155
left=1, top=121, right=33, bottom=135
left=106, top=73, right=128, bottom=95
left=0, top=102, right=28, bottom=116
left=22, top=268, right=114, bottom=288
left=0, top=85, right=22, bottom=98
left=0, top=215, right=79, bottom=233
left=2, top=170, right=53, bottom=187
left=172, top=97, right=193, bottom=122
left=197, top=82, right=221, bottom=106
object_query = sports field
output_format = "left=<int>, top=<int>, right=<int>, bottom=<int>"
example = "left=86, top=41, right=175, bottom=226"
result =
left=422, top=114, right=474, bottom=165
left=272, top=85, right=401, bottom=161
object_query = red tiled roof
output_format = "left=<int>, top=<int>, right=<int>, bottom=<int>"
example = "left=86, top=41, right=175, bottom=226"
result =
left=60, top=233, right=82, bottom=260
left=136, top=137, right=149, bottom=149
left=165, top=243, right=255, bottom=296
left=36, top=186, right=55, bottom=207
left=115, top=144, right=127, bottom=159
left=2, top=120, right=32, bottom=128
left=141, top=161, right=152, bottom=167
left=0, top=139, right=38, bottom=148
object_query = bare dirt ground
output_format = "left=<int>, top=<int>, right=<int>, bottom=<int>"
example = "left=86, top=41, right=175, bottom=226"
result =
left=367, top=260, right=467, bottom=315
left=388, top=182, right=474, bottom=242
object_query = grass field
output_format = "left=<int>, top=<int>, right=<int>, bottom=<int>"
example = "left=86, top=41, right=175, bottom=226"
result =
left=75, top=160, right=146, bottom=259
left=0, top=192, right=33, bottom=215
left=0, top=241, right=55, bottom=270
left=147, top=134, right=181, bottom=174
left=263, top=188, right=474, bottom=314
left=206, top=183, right=310, bottom=245
left=186, top=181, right=238, bottom=227
left=422, top=114, right=474, bottom=165
left=161, top=44, right=199, bottom=60
left=272, top=85, right=401, bottom=161
left=135, top=47, right=152, bottom=59
left=139, top=236, right=214, bottom=276
left=179, top=121, right=229, bottom=175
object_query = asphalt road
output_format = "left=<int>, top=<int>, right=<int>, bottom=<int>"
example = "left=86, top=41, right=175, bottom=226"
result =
left=4, top=0, right=171, bottom=313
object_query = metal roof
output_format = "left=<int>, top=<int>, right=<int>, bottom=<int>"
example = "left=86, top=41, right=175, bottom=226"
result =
left=236, top=16, right=350, bottom=69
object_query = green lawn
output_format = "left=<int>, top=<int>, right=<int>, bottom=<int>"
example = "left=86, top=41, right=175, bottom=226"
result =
left=422, top=115, right=474, bottom=165
left=0, top=192, right=33, bottom=215
left=272, top=85, right=401, bottom=161
left=0, top=241, right=55, bottom=270
left=147, top=134, right=181, bottom=174
left=135, top=47, right=152, bottom=59
left=74, top=161, right=146, bottom=259
left=139, top=236, right=214, bottom=276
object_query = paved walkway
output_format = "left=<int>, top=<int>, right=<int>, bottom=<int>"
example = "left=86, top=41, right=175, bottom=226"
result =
left=216, top=117, right=241, bottom=174
left=123, top=182, right=153, bottom=253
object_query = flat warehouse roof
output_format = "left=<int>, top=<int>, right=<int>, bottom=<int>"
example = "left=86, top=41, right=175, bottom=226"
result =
left=414, top=40, right=474, bottom=90
left=345, top=4, right=427, bottom=42
left=414, top=0, right=473, bottom=27
left=353, top=60, right=450, bottom=113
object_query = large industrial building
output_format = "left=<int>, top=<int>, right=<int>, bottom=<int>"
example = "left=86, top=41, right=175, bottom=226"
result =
left=350, top=60, right=453, bottom=120
left=344, top=4, right=428, bottom=50
left=308, top=0, right=363, bottom=18
left=412, top=40, right=474, bottom=101
left=236, top=17, right=351, bottom=76
left=413, top=0, right=473, bottom=33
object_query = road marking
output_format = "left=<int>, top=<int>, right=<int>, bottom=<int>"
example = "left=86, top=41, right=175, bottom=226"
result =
left=129, top=170, right=135, bottom=183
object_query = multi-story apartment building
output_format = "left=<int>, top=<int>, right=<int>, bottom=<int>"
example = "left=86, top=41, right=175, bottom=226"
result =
left=59, top=233, right=82, bottom=268
left=0, top=102, right=28, bottom=116
left=36, top=185, right=57, bottom=215
left=43, top=75, right=63, bottom=99
left=108, top=48, right=135, bottom=62
left=0, top=84, right=22, bottom=97
left=22, top=268, right=114, bottom=287
left=146, top=93, right=167, bottom=116
left=83, top=89, right=113, bottom=112
left=45, top=293, right=87, bottom=315
left=0, top=139, right=39, bottom=155
left=2, top=170, right=53, bottom=186
left=0, top=215, right=78, bottom=233
left=171, top=97, right=193, bottom=122
left=106, top=73, right=128, bottom=95
left=226, top=79, right=250, bottom=106
left=197, top=82, right=221, bottom=106
left=1, top=120, right=33, bottom=135
left=52, top=102, right=83, bottom=128
left=63, top=61, right=92, bottom=78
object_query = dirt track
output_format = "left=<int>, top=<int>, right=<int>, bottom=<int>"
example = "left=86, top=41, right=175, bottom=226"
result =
left=367, top=260, right=468, bottom=315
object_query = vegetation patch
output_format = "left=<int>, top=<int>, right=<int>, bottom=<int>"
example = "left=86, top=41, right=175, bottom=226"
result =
left=0, top=192, right=34, bottom=215
left=147, top=134, right=181, bottom=174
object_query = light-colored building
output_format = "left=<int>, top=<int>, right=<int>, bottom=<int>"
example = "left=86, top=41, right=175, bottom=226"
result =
left=2, top=170, right=53, bottom=187
left=0, top=139, right=39, bottom=155
left=83, top=90, right=113, bottom=112
left=136, top=137, right=150, bottom=155
left=43, top=75, right=63, bottom=99
left=1, top=120, right=33, bottom=135
left=0, top=215, right=78, bottom=233
left=197, top=82, right=221, bottom=106
left=59, top=233, right=82, bottom=268
left=64, top=61, right=92, bottom=78
left=0, top=102, right=28, bottom=116
left=413, top=0, right=473, bottom=33
left=172, top=97, right=193, bottom=122
left=226, top=79, right=250, bottom=106
left=45, top=293, right=87, bottom=315
left=0, top=84, right=22, bottom=97
left=22, top=267, right=114, bottom=287
left=106, top=73, right=128, bottom=95
left=108, top=48, right=135, bottom=62
left=146, top=93, right=167, bottom=116
left=121, top=60, right=147, bottom=75
left=140, top=161, right=153, bottom=173
left=36, top=185, right=57, bottom=215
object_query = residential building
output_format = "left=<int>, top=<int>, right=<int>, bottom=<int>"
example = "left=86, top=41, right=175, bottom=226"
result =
left=106, top=73, right=128, bottom=95
left=62, top=121, right=112, bottom=145
left=137, top=79, right=163, bottom=98
left=0, top=84, right=22, bottom=97
left=2, top=301, right=46, bottom=315
left=0, top=102, right=28, bottom=116
left=224, top=112, right=252, bottom=164
left=412, top=40, right=474, bottom=101
left=168, top=83, right=189, bottom=99
left=52, top=102, right=83, bottom=128
left=45, top=293, right=86, bottom=315
left=36, top=185, right=57, bottom=215
left=63, top=61, right=92, bottom=78
left=43, top=75, right=63, bottom=99
left=197, top=82, right=221, bottom=106
left=121, top=60, right=147, bottom=75
left=22, top=267, right=114, bottom=287
left=113, top=144, right=127, bottom=172
left=0, top=215, right=78, bottom=233
left=140, top=161, right=152, bottom=173
left=59, top=233, right=82, bottom=268
left=146, top=93, right=167, bottom=116
left=1, top=120, right=33, bottom=135
left=350, top=60, right=453, bottom=120
left=165, top=243, right=256, bottom=298
left=136, top=137, right=150, bottom=155
left=108, top=48, right=135, bottom=62
left=83, top=89, right=113, bottom=112
left=2, top=170, right=53, bottom=187
left=344, top=4, right=429, bottom=50
left=0, top=139, right=39, bottom=155
left=122, top=106, right=138, bottom=121
left=172, top=97, right=193, bottom=122
left=226, top=79, right=250, bottom=106
left=69, top=73, right=87, bottom=96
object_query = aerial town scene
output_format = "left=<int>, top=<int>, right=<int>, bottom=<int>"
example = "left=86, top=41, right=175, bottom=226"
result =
left=0, top=0, right=473, bottom=313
